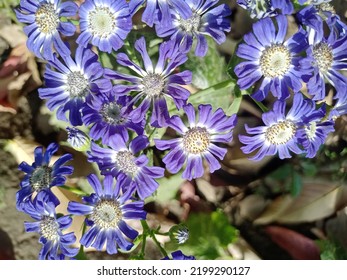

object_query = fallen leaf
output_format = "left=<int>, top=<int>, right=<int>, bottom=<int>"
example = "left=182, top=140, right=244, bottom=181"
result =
left=265, top=226, right=320, bottom=260
left=255, top=180, right=347, bottom=224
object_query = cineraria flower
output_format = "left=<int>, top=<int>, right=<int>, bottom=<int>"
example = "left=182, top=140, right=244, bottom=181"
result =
left=67, top=174, right=146, bottom=254
left=66, top=127, right=90, bottom=151
left=155, top=0, right=231, bottom=57
left=107, top=37, right=192, bottom=128
left=23, top=192, right=78, bottom=260
left=162, top=250, right=196, bottom=260
left=237, top=0, right=293, bottom=19
left=234, top=15, right=310, bottom=101
left=297, top=3, right=347, bottom=42
left=305, top=28, right=347, bottom=100
left=88, top=134, right=165, bottom=199
left=129, top=0, right=191, bottom=27
left=17, top=143, right=73, bottom=210
left=39, top=45, right=112, bottom=126
left=297, top=106, right=335, bottom=158
left=77, top=0, right=132, bottom=53
left=82, top=93, right=144, bottom=145
left=15, top=0, right=78, bottom=59
left=239, top=93, right=316, bottom=161
left=154, top=104, right=237, bottom=180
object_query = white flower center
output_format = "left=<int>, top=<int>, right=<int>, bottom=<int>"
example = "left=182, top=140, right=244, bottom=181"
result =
left=265, top=120, right=296, bottom=145
left=317, top=3, right=336, bottom=14
left=87, top=6, right=116, bottom=38
left=305, top=122, right=317, bottom=140
left=35, top=3, right=59, bottom=34
left=182, top=127, right=210, bottom=154
left=313, top=42, right=333, bottom=73
left=66, top=71, right=90, bottom=98
left=260, top=44, right=291, bottom=78
left=40, top=216, right=59, bottom=241
left=91, top=200, right=122, bottom=229
left=178, top=12, right=201, bottom=33
left=114, top=151, right=138, bottom=177
left=142, top=73, right=165, bottom=97
left=30, top=166, right=52, bottom=191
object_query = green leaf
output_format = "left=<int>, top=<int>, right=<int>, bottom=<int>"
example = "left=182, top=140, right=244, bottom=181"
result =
left=184, top=37, right=228, bottom=88
left=147, top=173, right=185, bottom=204
left=180, top=210, right=238, bottom=259
left=318, top=239, right=347, bottom=260
left=291, top=171, right=302, bottom=197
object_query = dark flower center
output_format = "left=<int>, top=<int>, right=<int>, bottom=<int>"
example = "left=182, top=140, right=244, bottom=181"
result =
left=183, top=127, right=210, bottom=154
left=30, top=166, right=52, bottom=191
left=91, top=200, right=122, bottom=229
left=35, top=3, right=59, bottom=34
left=100, top=102, right=126, bottom=125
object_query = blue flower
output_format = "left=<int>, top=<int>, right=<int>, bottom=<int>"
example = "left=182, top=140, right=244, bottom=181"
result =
left=38, top=45, right=112, bottom=126
left=297, top=2, right=347, bottom=39
left=237, top=0, right=293, bottom=19
left=17, top=143, right=73, bottom=210
left=155, top=0, right=231, bottom=57
left=77, top=0, right=132, bottom=53
left=15, top=0, right=78, bottom=59
left=82, top=93, right=144, bottom=145
left=88, top=134, right=165, bottom=199
left=129, top=0, right=191, bottom=27
left=297, top=106, right=335, bottom=158
left=23, top=192, right=78, bottom=260
left=162, top=250, right=196, bottom=260
left=155, top=104, right=237, bottom=180
left=305, top=27, right=347, bottom=100
left=107, top=37, right=192, bottom=128
left=239, top=94, right=316, bottom=161
left=234, top=15, right=311, bottom=101
left=67, top=174, right=146, bottom=254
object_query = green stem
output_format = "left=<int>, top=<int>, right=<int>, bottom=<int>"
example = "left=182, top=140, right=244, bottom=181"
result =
left=252, top=99, right=269, bottom=113
left=141, top=220, right=168, bottom=258
left=193, top=79, right=234, bottom=96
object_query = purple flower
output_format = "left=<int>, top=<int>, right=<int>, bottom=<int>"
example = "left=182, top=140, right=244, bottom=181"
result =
left=106, top=37, right=192, bottom=128
left=23, top=192, right=78, bottom=260
left=155, top=104, right=237, bottom=180
left=66, top=127, right=90, bottom=151
left=155, top=0, right=231, bottom=57
left=17, top=143, right=73, bottom=211
left=88, top=134, right=165, bottom=199
left=239, top=94, right=316, bottom=161
left=67, top=174, right=146, bottom=254
left=129, top=0, right=191, bottom=27
left=82, top=93, right=144, bottom=145
left=237, top=0, right=293, bottom=19
left=234, top=15, right=311, bottom=101
left=38, top=45, right=112, bottom=126
left=305, top=27, right=347, bottom=100
left=77, top=0, right=132, bottom=53
left=297, top=106, right=335, bottom=158
left=162, top=250, right=196, bottom=260
left=15, top=0, right=77, bottom=59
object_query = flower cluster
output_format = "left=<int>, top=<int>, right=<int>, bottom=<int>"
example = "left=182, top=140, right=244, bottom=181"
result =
left=15, top=0, right=345, bottom=260
left=235, top=0, right=344, bottom=161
